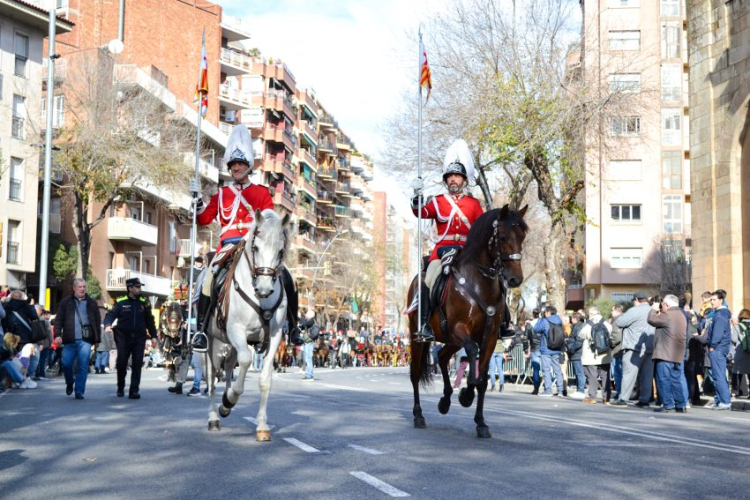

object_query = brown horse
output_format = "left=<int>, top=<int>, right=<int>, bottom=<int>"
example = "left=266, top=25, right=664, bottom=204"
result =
left=407, top=205, right=528, bottom=438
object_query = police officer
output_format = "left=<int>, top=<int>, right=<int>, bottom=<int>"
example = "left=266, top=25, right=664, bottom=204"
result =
left=104, top=278, right=157, bottom=399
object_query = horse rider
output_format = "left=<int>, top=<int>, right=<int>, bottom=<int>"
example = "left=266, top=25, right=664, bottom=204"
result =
left=188, top=124, right=302, bottom=352
left=411, top=139, right=485, bottom=342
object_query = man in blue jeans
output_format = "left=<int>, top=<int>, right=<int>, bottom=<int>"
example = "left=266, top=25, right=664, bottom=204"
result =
left=707, top=290, right=732, bottom=410
left=526, top=313, right=542, bottom=394
left=300, top=310, right=319, bottom=380
left=533, top=305, right=565, bottom=397
left=487, top=340, right=505, bottom=392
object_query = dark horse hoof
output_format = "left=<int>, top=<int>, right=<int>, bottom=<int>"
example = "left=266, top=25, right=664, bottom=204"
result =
left=459, top=388, right=475, bottom=408
left=438, top=397, right=451, bottom=414
left=414, top=417, right=427, bottom=429
left=476, top=425, right=492, bottom=439
left=208, top=420, right=221, bottom=431
left=219, top=405, right=231, bottom=418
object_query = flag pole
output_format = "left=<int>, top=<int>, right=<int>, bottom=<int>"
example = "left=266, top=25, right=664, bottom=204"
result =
left=416, top=30, right=424, bottom=338
left=186, top=28, right=205, bottom=345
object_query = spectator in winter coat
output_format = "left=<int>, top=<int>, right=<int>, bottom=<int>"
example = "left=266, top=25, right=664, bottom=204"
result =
left=533, top=305, right=565, bottom=398
left=707, top=289, right=732, bottom=409
left=566, top=312, right=586, bottom=399
left=731, top=309, right=750, bottom=398
left=609, top=305, right=624, bottom=400
left=580, top=307, right=613, bottom=404
left=648, top=295, right=688, bottom=412
left=612, top=291, right=656, bottom=407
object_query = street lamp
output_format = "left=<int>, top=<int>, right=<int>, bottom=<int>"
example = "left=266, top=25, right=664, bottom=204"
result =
left=309, top=229, right=349, bottom=303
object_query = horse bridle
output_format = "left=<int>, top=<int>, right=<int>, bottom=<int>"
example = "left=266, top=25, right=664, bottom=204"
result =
left=475, top=219, right=523, bottom=280
left=245, top=227, right=286, bottom=284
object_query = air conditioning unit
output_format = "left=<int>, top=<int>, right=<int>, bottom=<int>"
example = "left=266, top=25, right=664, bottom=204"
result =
left=224, top=110, right=236, bottom=123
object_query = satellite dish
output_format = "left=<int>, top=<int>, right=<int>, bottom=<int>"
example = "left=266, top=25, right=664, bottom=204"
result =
left=108, top=39, right=124, bottom=55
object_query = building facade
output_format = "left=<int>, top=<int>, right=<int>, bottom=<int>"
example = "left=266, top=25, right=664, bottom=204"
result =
left=688, top=0, right=750, bottom=311
left=581, top=0, right=692, bottom=305
left=0, top=1, right=72, bottom=290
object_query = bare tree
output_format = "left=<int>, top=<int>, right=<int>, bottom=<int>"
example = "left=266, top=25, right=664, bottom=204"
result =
left=53, top=50, right=194, bottom=276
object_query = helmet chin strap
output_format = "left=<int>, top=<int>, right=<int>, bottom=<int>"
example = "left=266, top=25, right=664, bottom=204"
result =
left=232, top=163, right=253, bottom=183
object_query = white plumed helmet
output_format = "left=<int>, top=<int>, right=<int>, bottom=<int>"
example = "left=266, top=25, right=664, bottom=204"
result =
left=442, top=139, right=475, bottom=184
left=223, top=124, right=254, bottom=169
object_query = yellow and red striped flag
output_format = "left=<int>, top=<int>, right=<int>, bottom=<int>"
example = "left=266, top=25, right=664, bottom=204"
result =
left=419, top=31, right=432, bottom=102
left=194, top=29, right=209, bottom=118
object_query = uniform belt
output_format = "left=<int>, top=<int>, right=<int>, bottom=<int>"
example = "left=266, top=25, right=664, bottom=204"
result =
left=438, top=234, right=467, bottom=243
left=220, top=222, right=251, bottom=234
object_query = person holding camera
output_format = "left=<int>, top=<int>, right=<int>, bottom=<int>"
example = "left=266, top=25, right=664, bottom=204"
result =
left=54, top=278, right=102, bottom=399
left=300, top=310, right=320, bottom=380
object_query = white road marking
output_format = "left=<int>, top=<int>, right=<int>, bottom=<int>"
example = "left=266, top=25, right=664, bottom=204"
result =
left=243, top=417, right=275, bottom=430
left=350, top=471, right=409, bottom=497
left=348, top=444, right=384, bottom=455
left=724, top=417, right=750, bottom=422
left=283, top=437, right=320, bottom=453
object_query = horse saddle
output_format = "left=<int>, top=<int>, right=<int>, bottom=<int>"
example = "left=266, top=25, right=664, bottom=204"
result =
left=429, top=248, right=459, bottom=309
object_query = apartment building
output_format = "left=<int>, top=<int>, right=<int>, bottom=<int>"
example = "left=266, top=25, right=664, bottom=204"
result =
left=0, top=1, right=72, bottom=290
left=384, top=204, right=411, bottom=334
left=31, top=0, right=236, bottom=304
left=580, top=0, right=691, bottom=306
left=688, top=0, right=750, bottom=311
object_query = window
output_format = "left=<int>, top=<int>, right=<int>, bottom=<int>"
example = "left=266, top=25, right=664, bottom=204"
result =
left=12, top=95, right=25, bottom=139
left=7, top=220, right=21, bottom=265
left=611, top=292, right=635, bottom=303
left=145, top=212, right=153, bottom=225
left=611, top=248, right=643, bottom=269
left=610, top=116, right=641, bottom=136
left=53, top=95, right=65, bottom=128
left=609, top=31, right=640, bottom=50
left=0, top=74, right=3, bottom=101
left=611, top=204, right=641, bottom=221
left=608, top=159, right=642, bottom=180
left=662, top=238, right=685, bottom=263
left=662, top=151, right=682, bottom=189
left=662, top=108, right=681, bottom=145
left=661, top=21, right=681, bottom=59
left=661, top=0, right=680, bottom=16
left=663, top=194, right=682, bottom=233
left=9, top=157, right=23, bottom=201
left=128, top=255, right=138, bottom=271
left=661, top=65, right=682, bottom=102
left=609, top=73, right=641, bottom=93
left=14, top=33, right=29, bottom=77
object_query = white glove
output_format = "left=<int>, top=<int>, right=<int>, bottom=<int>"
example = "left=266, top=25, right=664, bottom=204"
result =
left=189, top=178, right=201, bottom=198
left=411, top=178, right=424, bottom=194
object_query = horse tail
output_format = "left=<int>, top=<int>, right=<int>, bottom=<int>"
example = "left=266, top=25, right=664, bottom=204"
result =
left=418, top=344, right=433, bottom=388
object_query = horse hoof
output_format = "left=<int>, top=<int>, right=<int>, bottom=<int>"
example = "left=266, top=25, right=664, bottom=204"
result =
left=459, top=388, right=475, bottom=408
left=476, top=426, right=492, bottom=439
left=414, top=417, right=427, bottom=429
left=208, top=420, right=221, bottom=431
left=438, top=397, right=451, bottom=414
left=219, top=406, right=231, bottom=418
left=256, top=430, right=272, bottom=442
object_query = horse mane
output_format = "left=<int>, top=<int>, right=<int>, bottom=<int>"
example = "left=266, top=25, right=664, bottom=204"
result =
left=456, top=207, right=528, bottom=265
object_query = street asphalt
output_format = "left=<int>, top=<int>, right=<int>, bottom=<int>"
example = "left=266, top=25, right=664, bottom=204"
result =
left=1, top=365, right=748, bottom=499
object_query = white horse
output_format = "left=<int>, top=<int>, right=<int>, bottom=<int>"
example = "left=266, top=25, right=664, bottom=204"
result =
left=204, top=209, right=291, bottom=441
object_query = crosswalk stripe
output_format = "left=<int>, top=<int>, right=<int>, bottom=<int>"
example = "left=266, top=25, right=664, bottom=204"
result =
left=350, top=471, right=409, bottom=497
left=348, top=444, right=384, bottom=455
left=283, top=437, right=320, bottom=453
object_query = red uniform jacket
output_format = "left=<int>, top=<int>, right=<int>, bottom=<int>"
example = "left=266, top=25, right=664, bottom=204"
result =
left=197, top=181, right=274, bottom=249
left=413, top=193, right=484, bottom=261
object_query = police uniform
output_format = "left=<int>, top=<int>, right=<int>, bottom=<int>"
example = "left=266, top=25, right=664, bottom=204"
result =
left=104, top=278, right=157, bottom=398
left=412, top=193, right=484, bottom=261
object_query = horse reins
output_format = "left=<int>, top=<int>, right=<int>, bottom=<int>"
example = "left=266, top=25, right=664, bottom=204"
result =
left=476, top=219, right=523, bottom=280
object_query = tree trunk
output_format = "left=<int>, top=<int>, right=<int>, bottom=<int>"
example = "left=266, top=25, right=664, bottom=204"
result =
left=72, top=193, right=90, bottom=278
left=476, top=166, right=494, bottom=209
left=544, top=221, right=566, bottom=312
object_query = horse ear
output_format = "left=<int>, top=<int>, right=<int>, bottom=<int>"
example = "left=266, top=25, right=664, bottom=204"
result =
left=281, top=213, right=291, bottom=226
left=254, top=208, right=262, bottom=225
left=499, top=204, right=510, bottom=219
left=518, top=204, right=529, bottom=218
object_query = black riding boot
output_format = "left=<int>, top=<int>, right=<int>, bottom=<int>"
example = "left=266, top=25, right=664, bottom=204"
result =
left=190, top=293, right=211, bottom=352
left=417, top=283, right=434, bottom=342
left=498, top=279, right=515, bottom=338
left=281, top=267, right=303, bottom=345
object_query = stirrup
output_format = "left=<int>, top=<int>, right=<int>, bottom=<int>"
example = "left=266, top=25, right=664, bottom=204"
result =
left=191, top=332, right=208, bottom=353
left=415, top=324, right=435, bottom=343
left=289, top=326, right=304, bottom=346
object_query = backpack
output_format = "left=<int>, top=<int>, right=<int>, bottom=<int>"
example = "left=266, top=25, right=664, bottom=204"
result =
left=546, top=321, right=565, bottom=351
left=589, top=319, right=612, bottom=355
left=739, top=322, right=750, bottom=354
left=564, top=326, right=584, bottom=356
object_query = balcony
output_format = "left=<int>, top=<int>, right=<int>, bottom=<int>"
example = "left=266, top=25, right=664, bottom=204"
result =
left=296, top=268, right=314, bottom=282
left=351, top=218, right=364, bottom=235
left=108, top=217, right=158, bottom=246
left=298, top=206, right=317, bottom=226
left=350, top=178, right=364, bottom=195
left=12, top=116, right=24, bottom=140
left=335, top=182, right=351, bottom=196
left=318, top=139, right=338, bottom=156
left=349, top=198, right=364, bottom=213
left=318, top=112, right=336, bottom=129
left=115, top=64, right=176, bottom=111
left=219, top=121, right=233, bottom=136
left=298, top=90, right=319, bottom=116
left=337, top=157, right=351, bottom=171
left=282, top=96, right=297, bottom=121
left=317, top=190, right=333, bottom=204
left=121, top=179, right=192, bottom=212
left=220, top=47, right=252, bottom=76
left=335, top=206, right=352, bottom=218
left=299, top=147, right=317, bottom=169
left=184, top=153, right=219, bottom=184
left=221, top=13, right=252, bottom=42
left=317, top=217, right=336, bottom=232
left=273, top=190, right=295, bottom=212
left=300, top=120, right=318, bottom=145
left=43, top=58, right=67, bottom=89
left=219, top=84, right=251, bottom=110
left=38, top=212, right=62, bottom=234
left=106, top=269, right=172, bottom=297
left=299, top=176, right=317, bottom=198
left=176, top=239, right=192, bottom=257
left=565, top=284, right=585, bottom=310
left=294, top=235, right=318, bottom=254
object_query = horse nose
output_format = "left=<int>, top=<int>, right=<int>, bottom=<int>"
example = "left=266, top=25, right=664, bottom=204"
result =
left=508, top=277, right=521, bottom=288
